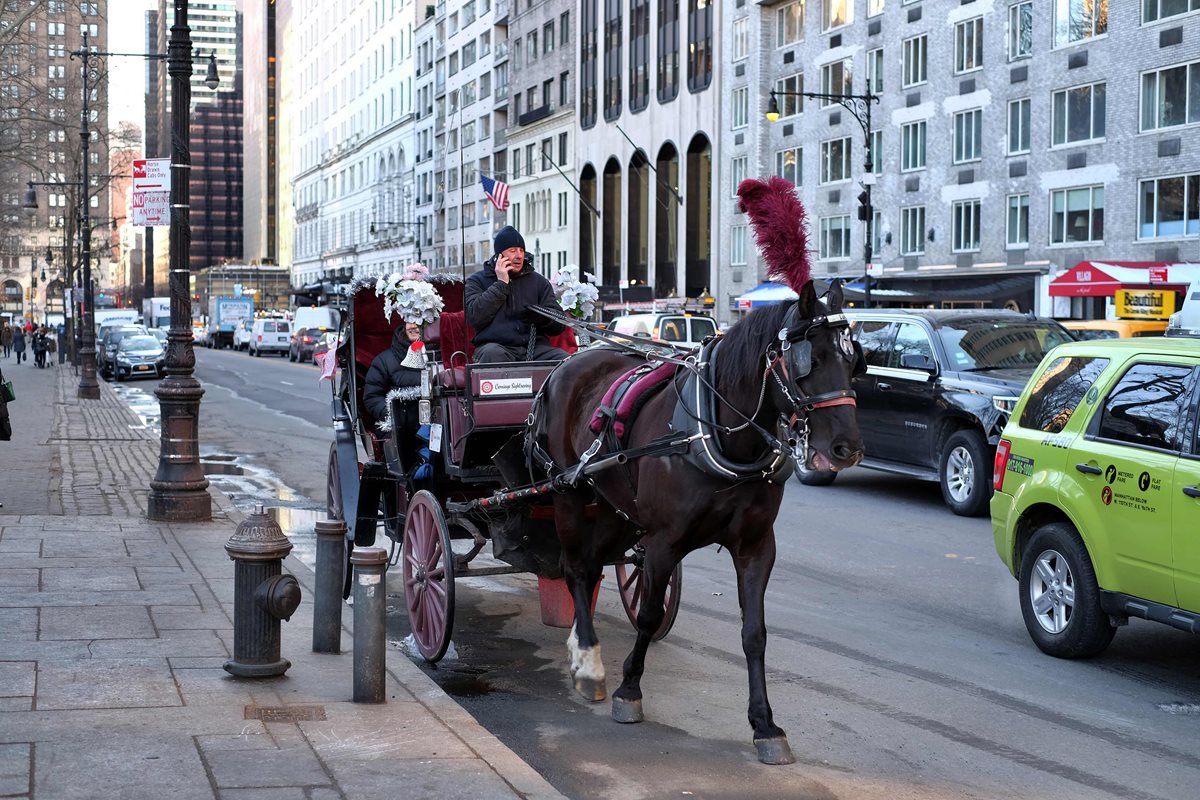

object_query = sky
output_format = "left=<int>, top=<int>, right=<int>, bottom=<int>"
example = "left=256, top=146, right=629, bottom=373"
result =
left=108, top=0, right=157, bottom=147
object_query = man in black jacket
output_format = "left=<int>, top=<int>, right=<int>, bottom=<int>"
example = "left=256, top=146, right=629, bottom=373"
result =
left=465, top=225, right=567, bottom=363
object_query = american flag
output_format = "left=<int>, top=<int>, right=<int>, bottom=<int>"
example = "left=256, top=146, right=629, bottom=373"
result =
left=480, top=174, right=509, bottom=211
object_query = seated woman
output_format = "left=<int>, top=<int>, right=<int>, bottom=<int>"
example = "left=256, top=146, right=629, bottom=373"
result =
left=363, top=319, right=430, bottom=480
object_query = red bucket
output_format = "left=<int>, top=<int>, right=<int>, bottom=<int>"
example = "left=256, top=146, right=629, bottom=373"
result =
left=538, top=575, right=603, bottom=628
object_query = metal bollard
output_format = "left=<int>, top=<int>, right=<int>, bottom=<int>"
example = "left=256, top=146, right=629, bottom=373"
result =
left=223, top=506, right=302, bottom=678
left=351, top=546, right=388, bottom=703
left=312, top=519, right=346, bottom=654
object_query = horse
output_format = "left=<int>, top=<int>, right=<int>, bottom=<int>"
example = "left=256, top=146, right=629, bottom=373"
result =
left=528, top=279, right=865, bottom=764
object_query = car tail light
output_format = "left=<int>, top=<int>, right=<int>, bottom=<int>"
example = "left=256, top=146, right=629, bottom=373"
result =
left=257, top=335, right=262, bottom=341
left=993, top=439, right=1012, bottom=492
left=303, top=336, right=314, bottom=343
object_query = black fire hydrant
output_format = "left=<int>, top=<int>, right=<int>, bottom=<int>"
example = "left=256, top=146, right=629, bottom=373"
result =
left=223, top=506, right=302, bottom=678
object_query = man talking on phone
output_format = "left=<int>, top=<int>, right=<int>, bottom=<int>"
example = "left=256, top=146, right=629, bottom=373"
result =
left=465, top=225, right=568, bottom=363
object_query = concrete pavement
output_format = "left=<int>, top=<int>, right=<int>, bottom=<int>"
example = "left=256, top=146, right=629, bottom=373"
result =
left=0, top=356, right=564, bottom=799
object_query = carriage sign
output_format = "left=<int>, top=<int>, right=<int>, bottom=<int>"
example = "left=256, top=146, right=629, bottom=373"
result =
left=131, top=158, right=171, bottom=227
left=478, top=377, right=534, bottom=396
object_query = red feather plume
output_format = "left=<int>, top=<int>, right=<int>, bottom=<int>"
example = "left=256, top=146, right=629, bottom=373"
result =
left=736, top=177, right=812, bottom=294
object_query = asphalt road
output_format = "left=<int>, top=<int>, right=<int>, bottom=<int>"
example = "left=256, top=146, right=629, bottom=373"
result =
left=116, top=347, right=1200, bottom=800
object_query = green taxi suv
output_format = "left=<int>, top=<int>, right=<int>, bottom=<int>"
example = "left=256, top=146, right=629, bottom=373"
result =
left=992, top=339, right=1200, bottom=658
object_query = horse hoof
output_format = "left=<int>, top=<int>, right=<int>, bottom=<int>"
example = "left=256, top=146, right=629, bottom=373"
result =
left=611, top=696, right=643, bottom=724
left=574, top=676, right=606, bottom=702
left=754, top=736, right=796, bottom=765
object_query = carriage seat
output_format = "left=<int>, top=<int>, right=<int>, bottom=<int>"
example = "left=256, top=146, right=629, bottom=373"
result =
left=426, top=311, right=472, bottom=390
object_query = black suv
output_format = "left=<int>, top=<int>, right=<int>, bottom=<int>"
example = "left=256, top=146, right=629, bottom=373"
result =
left=798, top=309, right=1074, bottom=516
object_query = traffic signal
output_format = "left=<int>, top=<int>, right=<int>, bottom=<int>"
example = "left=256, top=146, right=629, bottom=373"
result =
left=857, top=190, right=871, bottom=221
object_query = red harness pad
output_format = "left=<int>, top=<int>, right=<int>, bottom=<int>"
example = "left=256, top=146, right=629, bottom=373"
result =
left=589, top=362, right=677, bottom=441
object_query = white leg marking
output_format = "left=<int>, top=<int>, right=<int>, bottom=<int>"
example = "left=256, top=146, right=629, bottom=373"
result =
left=566, top=623, right=604, bottom=682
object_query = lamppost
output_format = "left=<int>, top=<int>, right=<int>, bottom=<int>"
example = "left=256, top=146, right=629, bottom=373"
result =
left=369, top=219, right=425, bottom=264
left=767, top=88, right=880, bottom=308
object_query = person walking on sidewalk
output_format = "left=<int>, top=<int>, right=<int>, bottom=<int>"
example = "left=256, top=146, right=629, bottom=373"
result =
left=11, top=326, right=26, bottom=365
left=45, top=329, right=57, bottom=366
left=1, top=322, right=11, bottom=358
left=32, top=328, right=47, bottom=368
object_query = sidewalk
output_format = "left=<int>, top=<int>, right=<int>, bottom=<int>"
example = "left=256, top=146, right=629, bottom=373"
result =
left=0, top=362, right=564, bottom=800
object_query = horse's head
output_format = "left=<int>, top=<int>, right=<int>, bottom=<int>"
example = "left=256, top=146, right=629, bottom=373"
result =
left=768, top=280, right=865, bottom=473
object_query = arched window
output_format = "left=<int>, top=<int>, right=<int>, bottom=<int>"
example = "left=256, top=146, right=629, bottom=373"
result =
left=655, top=142, right=679, bottom=297
left=686, top=0, right=712, bottom=93
left=685, top=134, right=711, bottom=297
left=629, top=0, right=650, bottom=113
left=657, top=0, right=679, bottom=104
left=602, top=158, right=622, bottom=286
left=580, top=164, right=598, bottom=275
left=628, top=150, right=649, bottom=285
left=603, top=0, right=623, bottom=121
left=581, top=0, right=598, bottom=129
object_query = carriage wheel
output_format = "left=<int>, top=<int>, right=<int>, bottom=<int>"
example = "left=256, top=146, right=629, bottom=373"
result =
left=615, top=560, right=682, bottom=642
left=401, top=490, right=455, bottom=663
left=326, top=442, right=343, bottom=521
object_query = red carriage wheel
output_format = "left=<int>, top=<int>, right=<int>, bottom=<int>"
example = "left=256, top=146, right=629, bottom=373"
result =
left=614, top=559, right=682, bottom=642
left=401, top=490, right=455, bottom=663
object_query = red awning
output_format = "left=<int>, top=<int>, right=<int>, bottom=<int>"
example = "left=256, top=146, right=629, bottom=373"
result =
left=1048, top=261, right=1190, bottom=297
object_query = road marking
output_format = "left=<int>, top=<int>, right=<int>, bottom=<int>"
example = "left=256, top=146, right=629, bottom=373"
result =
left=280, top=381, right=294, bottom=386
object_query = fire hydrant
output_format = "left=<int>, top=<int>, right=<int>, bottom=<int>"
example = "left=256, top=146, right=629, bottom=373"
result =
left=223, top=506, right=302, bottom=678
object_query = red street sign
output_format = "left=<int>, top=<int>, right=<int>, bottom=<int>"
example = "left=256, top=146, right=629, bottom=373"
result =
left=1149, top=266, right=1169, bottom=283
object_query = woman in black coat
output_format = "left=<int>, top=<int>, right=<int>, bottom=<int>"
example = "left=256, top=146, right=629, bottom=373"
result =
left=11, top=327, right=26, bottom=365
left=363, top=321, right=428, bottom=478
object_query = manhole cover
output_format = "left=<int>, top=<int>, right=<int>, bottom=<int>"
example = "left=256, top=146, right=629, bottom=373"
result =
left=244, top=704, right=327, bottom=722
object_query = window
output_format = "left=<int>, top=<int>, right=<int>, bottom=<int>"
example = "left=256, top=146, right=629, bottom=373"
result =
left=545, top=22, right=556, bottom=53
left=1008, top=98, right=1031, bottom=155
left=1140, top=60, right=1200, bottom=132
left=1139, top=174, right=1200, bottom=239
left=819, top=215, right=851, bottom=259
left=687, top=0, right=712, bottom=92
left=902, top=35, right=927, bottom=87
left=776, top=0, right=805, bottom=47
left=562, top=11, right=571, bottom=44
left=952, top=199, right=981, bottom=252
left=582, top=0, right=598, bottom=128
left=776, top=147, right=802, bottom=185
left=603, top=0, right=622, bottom=121
left=873, top=209, right=883, bottom=254
left=528, top=31, right=539, bottom=63
left=889, top=323, right=935, bottom=369
left=559, top=132, right=568, bottom=165
left=853, top=321, right=897, bottom=368
left=732, top=86, right=749, bottom=129
left=866, top=47, right=884, bottom=95
left=731, top=156, right=748, bottom=195
left=820, top=137, right=851, bottom=184
left=630, top=0, right=650, bottom=111
left=1007, top=194, right=1030, bottom=247
left=732, top=17, right=750, bottom=61
left=900, top=206, right=925, bottom=255
left=1019, top=357, right=1109, bottom=433
left=868, top=0, right=885, bottom=17
left=1009, top=2, right=1032, bottom=60
left=954, top=17, right=983, bottom=74
left=870, top=130, right=883, bottom=174
left=774, top=73, right=803, bottom=117
left=1052, top=82, right=1106, bottom=145
left=820, top=59, right=852, bottom=104
left=901, top=121, right=925, bottom=172
left=560, top=72, right=569, bottom=106
left=1054, top=0, right=1107, bottom=47
left=1097, top=363, right=1194, bottom=451
left=541, top=137, right=553, bottom=170
left=953, top=109, right=983, bottom=163
left=731, top=225, right=747, bottom=266
left=657, top=0, right=679, bottom=102
left=1144, top=0, right=1200, bottom=22
left=1050, top=185, right=1105, bottom=244
left=823, top=0, right=852, bottom=32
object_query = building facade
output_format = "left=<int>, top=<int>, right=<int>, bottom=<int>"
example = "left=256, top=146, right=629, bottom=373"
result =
left=242, top=0, right=277, bottom=266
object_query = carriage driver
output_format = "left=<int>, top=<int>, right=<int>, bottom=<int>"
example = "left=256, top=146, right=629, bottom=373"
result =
left=465, top=225, right=568, bottom=363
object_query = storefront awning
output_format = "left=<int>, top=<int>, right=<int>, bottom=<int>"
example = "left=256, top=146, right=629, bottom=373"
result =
left=1049, top=261, right=1197, bottom=297
left=734, top=282, right=797, bottom=310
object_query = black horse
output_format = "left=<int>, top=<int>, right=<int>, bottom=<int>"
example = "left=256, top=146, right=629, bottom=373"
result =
left=529, top=280, right=864, bottom=764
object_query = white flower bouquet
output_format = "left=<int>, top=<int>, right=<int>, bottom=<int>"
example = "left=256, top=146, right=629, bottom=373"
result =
left=550, top=267, right=599, bottom=319
left=374, top=262, right=444, bottom=325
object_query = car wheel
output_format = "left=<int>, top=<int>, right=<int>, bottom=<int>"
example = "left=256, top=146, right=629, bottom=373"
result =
left=254, top=346, right=261, bottom=357
left=794, top=458, right=838, bottom=487
left=1018, top=523, right=1116, bottom=659
left=938, top=430, right=991, bottom=517
left=289, top=349, right=296, bottom=362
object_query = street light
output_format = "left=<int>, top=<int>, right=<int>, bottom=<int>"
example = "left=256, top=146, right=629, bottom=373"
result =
left=766, top=88, right=880, bottom=308
left=370, top=219, right=425, bottom=263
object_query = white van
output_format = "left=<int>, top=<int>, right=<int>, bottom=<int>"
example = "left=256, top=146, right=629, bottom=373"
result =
left=1166, top=281, right=1200, bottom=338
left=249, top=319, right=291, bottom=356
left=605, top=313, right=718, bottom=349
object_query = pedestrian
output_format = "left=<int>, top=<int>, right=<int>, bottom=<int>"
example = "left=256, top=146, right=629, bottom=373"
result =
left=32, top=328, right=46, bottom=369
left=1, top=322, right=11, bottom=358
left=45, top=329, right=57, bottom=366
left=11, top=326, right=26, bottom=365
left=0, top=363, right=9, bottom=508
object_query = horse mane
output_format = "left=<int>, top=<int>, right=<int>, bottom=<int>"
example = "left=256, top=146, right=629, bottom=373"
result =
left=714, top=301, right=795, bottom=400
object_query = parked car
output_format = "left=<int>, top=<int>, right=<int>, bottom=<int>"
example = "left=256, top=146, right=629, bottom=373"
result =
left=99, top=325, right=150, bottom=379
left=250, top=319, right=291, bottom=357
left=289, top=325, right=331, bottom=362
left=992, top=338, right=1200, bottom=658
left=1060, top=319, right=1167, bottom=340
left=111, top=334, right=166, bottom=381
left=192, top=324, right=209, bottom=346
left=232, top=319, right=254, bottom=350
left=797, top=309, right=1075, bottom=516
left=148, top=328, right=168, bottom=345
left=605, top=313, right=718, bottom=349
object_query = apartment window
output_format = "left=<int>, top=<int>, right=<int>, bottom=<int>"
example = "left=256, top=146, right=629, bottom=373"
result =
left=657, top=0, right=679, bottom=102
left=582, top=1, right=598, bottom=128
left=1141, top=60, right=1200, bottom=131
left=731, top=225, right=748, bottom=266
left=774, top=73, right=803, bottom=117
left=604, top=0, right=622, bottom=120
left=558, top=132, right=568, bottom=165
left=512, top=147, right=521, bottom=179
left=729, top=156, right=749, bottom=196
left=900, top=206, right=925, bottom=255
left=1009, top=2, right=1032, bottom=60
left=776, top=0, right=805, bottom=47
left=1139, top=174, right=1200, bottom=239
left=902, top=35, right=927, bottom=87
left=687, top=0, right=713, bottom=92
left=559, top=192, right=569, bottom=227
left=545, top=22, right=556, bottom=53
left=1007, top=194, right=1030, bottom=247
left=954, top=17, right=983, bottom=74
left=542, top=138, right=553, bottom=171
left=630, top=0, right=650, bottom=112
left=953, top=109, right=983, bottom=163
left=952, top=199, right=981, bottom=252
left=820, top=59, right=852, bottom=104
left=776, top=147, right=802, bottom=185
left=1144, top=0, right=1200, bottom=22
left=528, top=32, right=539, bottom=64
left=1008, top=98, right=1031, bottom=154
left=866, top=47, right=883, bottom=94
left=820, top=137, right=852, bottom=184
left=901, top=120, right=926, bottom=171
left=732, top=17, right=750, bottom=61
left=819, top=215, right=852, bottom=259
left=870, top=130, right=883, bottom=174
left=1053, top=0, right=1107, bottom=48
left=732, top=86, right=749, bottom=129
left=823, top=0, right=852, bottom=32
left=1051, top=185, right=1105, bottom=244
left=562, top=11, right=571, bottom=44
left=1052, top=82, right=1105, bottom=145
left=868, top=0, right=885, bottom=17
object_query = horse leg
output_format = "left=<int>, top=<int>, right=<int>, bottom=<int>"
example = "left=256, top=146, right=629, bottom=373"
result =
left=732, top=533, right=794, bottom=765
left=612, top=544, right=678, bottom=725
left=556, top=495, right=608, bottom=702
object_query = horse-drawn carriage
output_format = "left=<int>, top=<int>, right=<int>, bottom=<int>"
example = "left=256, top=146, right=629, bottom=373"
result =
left=325, top=276, right=682, bottom=663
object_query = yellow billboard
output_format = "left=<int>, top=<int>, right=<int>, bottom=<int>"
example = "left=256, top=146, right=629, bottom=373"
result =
left=1115, top=289, right=1177, bottom=320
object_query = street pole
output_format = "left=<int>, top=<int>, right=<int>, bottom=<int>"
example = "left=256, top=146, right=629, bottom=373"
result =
left=863, top=98, right=874, bottom=311
left=77, top=31, right=99, bottom=398
left=148, top=0, right=211, bottom=522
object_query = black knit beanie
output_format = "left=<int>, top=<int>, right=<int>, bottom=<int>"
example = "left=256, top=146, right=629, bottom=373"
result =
left=493, top=225, right=525, bottom=254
